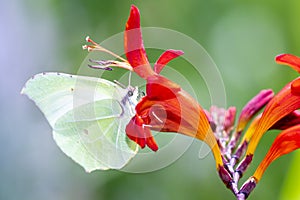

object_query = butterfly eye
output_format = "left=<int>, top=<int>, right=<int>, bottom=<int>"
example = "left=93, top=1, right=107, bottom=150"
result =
left=128, top=90, right=134, bottom=97
left=137, top=90, right=145, bottom=100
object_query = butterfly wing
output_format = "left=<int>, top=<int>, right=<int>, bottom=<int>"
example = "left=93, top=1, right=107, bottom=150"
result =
left=21, top=72, right=138, bottom=172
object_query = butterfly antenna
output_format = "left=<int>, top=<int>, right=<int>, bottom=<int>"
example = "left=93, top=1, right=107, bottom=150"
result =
left=128, top=72, right=132, bottom=86
left=113, top=80, right=126, bottom=89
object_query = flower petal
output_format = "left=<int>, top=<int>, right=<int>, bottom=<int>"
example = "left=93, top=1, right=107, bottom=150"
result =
left=154, top=49, right=184, bottom=74
left=136, top=74, right=223, bottom=167
left=291, top=78, right=300, bottom=95
left=126, top=115, right=158, bottom=151
left=276, top=54, right=300, bottom=73
left=271, top=110, right=300, bottom=130
left=246, top=78, right=300, bottom=156
left=124, top=5, right=155, bottom=79
left=253, top=125, right=300, bottom=182
left=240, top=114, right=261, bottom=143
left=146, top=75, right=181, bottom=100
left=241, top=110, right=300, bottom=143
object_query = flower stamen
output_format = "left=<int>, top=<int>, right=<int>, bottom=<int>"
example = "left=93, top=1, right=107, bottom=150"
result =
left=83, top=36, right=129, bottom=63
left=142, top=124, right=153, bottom=128
left=152, top=111, right=163, bottom=123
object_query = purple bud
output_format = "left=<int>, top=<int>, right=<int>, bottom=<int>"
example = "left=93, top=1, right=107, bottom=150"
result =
left=237, top=89, right=274, bottom=132
left=234, top=141, right=248, bottom=160
left=236, top=154, right=253, bottom=177
left=218, top=165, right=233, bottom=188
left=238, top=177, right=257, bottom=199
left=209, top=106, right=237, bottom=138
left=224, top=107, right=236, bottom=132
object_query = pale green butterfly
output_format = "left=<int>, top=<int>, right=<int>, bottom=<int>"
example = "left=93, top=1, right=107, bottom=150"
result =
left=21, top=72, right=139, bottom=172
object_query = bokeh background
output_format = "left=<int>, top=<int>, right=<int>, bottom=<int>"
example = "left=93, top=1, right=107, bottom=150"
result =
left=2, top=0, right=300, bottom=199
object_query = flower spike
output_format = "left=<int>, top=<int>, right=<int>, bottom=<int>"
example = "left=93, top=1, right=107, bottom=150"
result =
left=234, top=57, right=300, bottom=183
left=243, top=54, right=300, bottom=158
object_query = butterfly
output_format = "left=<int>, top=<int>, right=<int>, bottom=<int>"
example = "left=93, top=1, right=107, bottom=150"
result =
left=21, top=72, right=139, bottom=172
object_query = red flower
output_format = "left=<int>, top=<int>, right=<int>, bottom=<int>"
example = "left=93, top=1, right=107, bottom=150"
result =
left=123, top=5, right=223, bottom=168
left=238, top=54, right=300, bottom=161
left=83, top=5, right=224, bottom=169
left=249, top=54, right=300, bottom=180
left=234, top=54, right=300, bottom=198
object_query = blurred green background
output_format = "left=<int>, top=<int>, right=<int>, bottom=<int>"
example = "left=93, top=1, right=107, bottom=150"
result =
left=2, top=0, right=300, bottom=199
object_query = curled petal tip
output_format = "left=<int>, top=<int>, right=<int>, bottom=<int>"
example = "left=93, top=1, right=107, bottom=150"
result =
left=291, top=78, right=300, bottom=95
left=127, top=5, right=140, bottom=30
left=276, top=54, right=300, bottom=73
left=125, top=4, right=154, bottom=79
left=126, top=116, right=158, bottom=151
left=146, top=137, right=159, bottom=152
left=154, top=49, right=184, bottom=74
left=131, top=4, right=137, bottom=9
left=130, top=5, right=139, bottom=12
